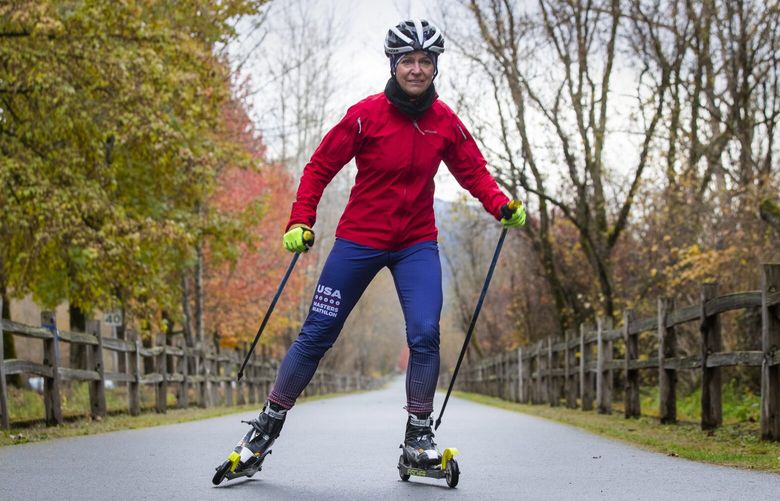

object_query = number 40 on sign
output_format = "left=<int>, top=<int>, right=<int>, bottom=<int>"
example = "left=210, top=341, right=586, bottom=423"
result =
left=104, top=311, right=122, bottom=326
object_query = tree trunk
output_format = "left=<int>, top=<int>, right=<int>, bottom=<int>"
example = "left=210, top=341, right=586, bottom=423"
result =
left=180, top=272, right=194, bottom=348
left=69, top=304, right=87, bottom=369
left=195, top=241, right=205, bottom=346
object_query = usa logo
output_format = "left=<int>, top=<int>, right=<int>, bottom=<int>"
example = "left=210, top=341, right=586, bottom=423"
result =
left=316, top=284, right=342, bottom=299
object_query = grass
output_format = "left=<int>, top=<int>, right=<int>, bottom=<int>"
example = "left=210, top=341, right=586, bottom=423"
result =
left=453, top=390, right=780, bottom=473
left=636, top=380, right=761, bottom=424
left=0, top=386, right=348, bottom=448
left=6, top=383, right=136, bottom=423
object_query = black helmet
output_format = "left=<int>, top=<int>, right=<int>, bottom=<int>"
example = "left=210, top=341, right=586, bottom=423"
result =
left=384, top=19, right=445, bottom=57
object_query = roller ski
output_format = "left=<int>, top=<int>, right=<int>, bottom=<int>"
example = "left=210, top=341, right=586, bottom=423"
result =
left=212, top=402, right=287, bottom=485
left=397, top=412, right=460, bottom=488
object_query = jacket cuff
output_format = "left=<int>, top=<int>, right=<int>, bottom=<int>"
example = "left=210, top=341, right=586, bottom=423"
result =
left=286, top=221, right=311, bottom=232
left=494, top=196, right=511, bottom=220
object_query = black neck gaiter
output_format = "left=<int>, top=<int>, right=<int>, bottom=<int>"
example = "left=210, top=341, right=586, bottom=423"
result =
left=384, top=77, right=438, bottom=118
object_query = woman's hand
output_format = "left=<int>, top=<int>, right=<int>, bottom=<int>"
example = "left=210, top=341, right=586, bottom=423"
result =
left=283, top=224, right=316, bottom=252
left=499, top=201, right=526, bottom=228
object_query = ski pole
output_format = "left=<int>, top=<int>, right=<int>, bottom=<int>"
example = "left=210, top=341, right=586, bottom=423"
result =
left=434, top=200, right=521, bottom=430
left=237, top=230, right=315, bottom=382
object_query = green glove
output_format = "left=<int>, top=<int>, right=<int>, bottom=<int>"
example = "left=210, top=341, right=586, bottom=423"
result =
left=283, top=224, right=315, bottom=253
left=500, top=200, right=526, bottom=227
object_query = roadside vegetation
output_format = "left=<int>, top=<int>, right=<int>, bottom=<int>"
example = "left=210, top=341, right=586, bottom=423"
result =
left=455, top=390, right=780, bottom=473
left=0, top=390, right=341, bottom=448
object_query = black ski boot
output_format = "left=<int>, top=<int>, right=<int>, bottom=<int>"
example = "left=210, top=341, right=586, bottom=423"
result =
left=401, top=412, right=442, bottom=468
left=212, top=401, right=287, bottom=485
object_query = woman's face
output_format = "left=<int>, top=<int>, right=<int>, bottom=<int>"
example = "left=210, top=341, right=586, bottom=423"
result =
left=395, top=51, right=434, bottom=97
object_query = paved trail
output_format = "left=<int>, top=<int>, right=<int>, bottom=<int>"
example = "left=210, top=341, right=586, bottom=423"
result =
left=1, top=378, right=778, bottom=500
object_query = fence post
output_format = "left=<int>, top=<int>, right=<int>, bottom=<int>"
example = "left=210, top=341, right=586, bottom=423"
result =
left=156, top=339, right=168, bottom=413
left=517, top=347, right=525, bottom=403
left=196, top=343, right=207, bottom=408
left=596, top=317, right=613, bottom=414
left=204, top=344, right=214, bottom=408
left=501, top=352, right=508, bottom=399
left=548, top=337, right=558, bottom=406
left=225, top=350, right=235, bottom=407
left=129, top=335, right=141, bottom=416
left=249, top=355, right=258, bottom=405
left=211, top=346, right=220, bottom=406
left=116, top=325, right=127, bottom=374
left=261, top=360, right=270, bottom=403
left=236, top=351, right=246, bottom=406
left=659, top=297, right=677, bottom=424
left=761, top=264, right=780, bottom=440
left=496, top=353, right=503, bottom=399
left=565, top=330, right=577, bottom=408
left=179, top=341, right=190, bottom=409
left=257, top=360, right=264, bottom=402
left=623, top=309, right=640, bottom=418
left=580, top=323, right=594, bottom=411
left=535, top=340, right=544, bottom=403
left=254, top=359, right=262, bottom=404
left=492, top=354, right=498, bottom=398
left=0, top=299, right=8, bottom=429
left=86, top=320, right=107, bottom=419
left=41, top=311, right=63, bottom=426
left=701, top=283, right=722, bottom=430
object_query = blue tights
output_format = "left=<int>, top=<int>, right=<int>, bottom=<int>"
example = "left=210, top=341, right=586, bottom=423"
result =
left=268, top=238, right=442, bottom=413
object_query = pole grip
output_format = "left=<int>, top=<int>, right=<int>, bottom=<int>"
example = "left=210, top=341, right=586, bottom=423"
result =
left=302, top=230, right=315, bottom=249
left=500, top=200, right=523, bottom=220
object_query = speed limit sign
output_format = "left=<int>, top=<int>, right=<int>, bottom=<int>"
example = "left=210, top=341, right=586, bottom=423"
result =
left=104, top=311, right=123, bottom=326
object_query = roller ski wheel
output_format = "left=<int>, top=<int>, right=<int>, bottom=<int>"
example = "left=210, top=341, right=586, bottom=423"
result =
left=212, top=448, right=271, bottom=485
left=445, top=458, right=460, bottom=488
left=212, top=402, right=286, bottom=486
left=397, top=446, right=460, bottom=488
left=212, top=460, right=231, bottom=485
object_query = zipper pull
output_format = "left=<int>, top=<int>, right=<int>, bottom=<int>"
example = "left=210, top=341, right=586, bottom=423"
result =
left=412, top=120, right=426, bottom=135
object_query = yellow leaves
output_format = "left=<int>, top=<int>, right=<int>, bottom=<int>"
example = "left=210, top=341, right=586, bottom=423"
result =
left=665, top=244, right=740, bottom=290
left=32, top=15, right=64, bottom=36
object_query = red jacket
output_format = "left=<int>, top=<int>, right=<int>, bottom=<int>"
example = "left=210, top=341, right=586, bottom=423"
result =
left=287, top=93, right=509, bottom=250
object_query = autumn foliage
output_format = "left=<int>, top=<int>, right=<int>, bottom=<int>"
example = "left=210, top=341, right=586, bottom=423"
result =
left=203, top=96, right=300, bottom=353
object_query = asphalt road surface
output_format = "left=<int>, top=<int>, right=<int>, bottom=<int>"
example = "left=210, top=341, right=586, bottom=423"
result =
left=1, top=377, right=778, bottom=500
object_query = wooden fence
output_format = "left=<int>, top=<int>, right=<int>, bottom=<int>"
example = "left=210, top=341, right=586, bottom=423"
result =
left=0, top=301, right=382, bottom=428
left=452, top=263, right=780, bottom=441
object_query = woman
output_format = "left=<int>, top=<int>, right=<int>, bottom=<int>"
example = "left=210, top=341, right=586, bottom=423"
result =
left=218, top=19, right=525, bottom=480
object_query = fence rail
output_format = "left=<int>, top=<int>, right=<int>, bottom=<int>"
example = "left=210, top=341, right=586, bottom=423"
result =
left=0, top=303, right=381, bottom=428
left=451, top=263, right=780, bottom=441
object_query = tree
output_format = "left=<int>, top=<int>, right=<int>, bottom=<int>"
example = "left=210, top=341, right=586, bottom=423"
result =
left=629, top=0, right=780, bottom=302
left=200, top=92, right=300, bottom=353
left=438, top=197, right=554, bottom=360
left=442, top=0, right=675, bottom=332
left=0, top=1, right=266, bottom=350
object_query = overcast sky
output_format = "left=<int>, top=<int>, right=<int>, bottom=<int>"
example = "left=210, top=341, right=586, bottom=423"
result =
left=235, top=0, right=645, bottom=208
left=235, top=0, right=471, bottom=200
